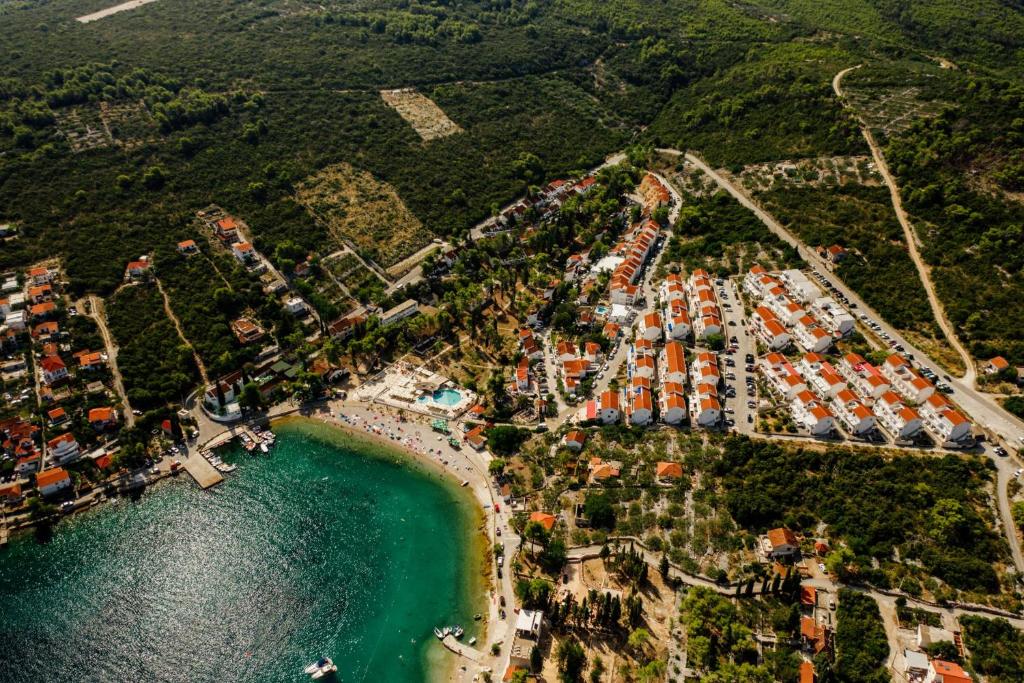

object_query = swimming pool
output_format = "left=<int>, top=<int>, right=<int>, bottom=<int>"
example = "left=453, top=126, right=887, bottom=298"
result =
left=417, top=388, right=464, bottom=407
left=595, top=305, right=609, bottom=315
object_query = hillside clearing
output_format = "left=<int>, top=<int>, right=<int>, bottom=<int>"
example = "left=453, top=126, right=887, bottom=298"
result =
left=380, top=89, right=463, bottom=141
left=295, top=162, right=433, bottom=270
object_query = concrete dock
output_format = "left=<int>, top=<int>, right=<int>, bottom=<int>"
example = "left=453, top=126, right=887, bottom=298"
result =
left=441, top=635, right=485, bottom=664
left=181, top=452, right=223, bottom=489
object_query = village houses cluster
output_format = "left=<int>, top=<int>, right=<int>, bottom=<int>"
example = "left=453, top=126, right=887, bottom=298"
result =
left=1, top=262, right=126, bottom=508
left=745, top=264, right=971, bottom=445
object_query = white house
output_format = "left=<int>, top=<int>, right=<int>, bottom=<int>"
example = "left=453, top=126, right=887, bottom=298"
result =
left=626, top=386, right=653, bottom=426
left=641, top=311, right=663, bottom=342
left=874, top=391, right=923, bottom=439
left=232, top=241, right=257, bottom=264
left=46, top=433, right=79, bottom=464
left=660, top=341, right=687, bottom=385
left=919, top=394, right=971, bottom=444
left=793, top=314, right=833, bottom=353
left=661, top=383, right=687, bottom=425
left=792, top=390, right=835, bottom=435
left=36, top=467, right=72, bottom=497
left=832, top=389, right=876, bottom=435
left=380, top=299, right=419, bottom=326
left=598, top=390, right=622, bottom=424
left=761, top=353, right=807, bottom=400
left=812, top=297, right=855, bottom=335
left=664, top=299, right=691, bottom=340
left=39, top=355, right=68, bottom=385
left=694, top=393, right=721, bottom=427
left=752, top=306, right=791, bottom=351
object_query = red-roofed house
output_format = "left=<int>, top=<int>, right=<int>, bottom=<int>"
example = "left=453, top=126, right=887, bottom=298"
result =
left=47, top=407, right=68, bottom=426
left=36, top=467, right=72, bottom=497
left=46, top=432, right=79, bottom=464
left=528, top=511, right=556, bottom=532
left=177, top=239, right=199, bottom=254
left=124, top=258, right=151, bottom=281
left=215, top=217, right=239, bottom=241
left=88, top=407, right=118, bottom=430
left=766, top=528, right=799, bottom=558
left=656, top=461, right=683, bottom=481
left=588, top=457, right=621, bottom=482
left=986, top=356, right=1010, bottom=375
left=464, top=426, right=486, bottom=451
left=39, top=355, right=68, bottom=385
left=598, top=390, right=621, bottom=424
left=925, top=660, right=972, bottom=683
left=562, top=430, right=586, bottom=451
left=232, top=241, right=257, bottom=265
left=78, top=351, right=105, bottom=371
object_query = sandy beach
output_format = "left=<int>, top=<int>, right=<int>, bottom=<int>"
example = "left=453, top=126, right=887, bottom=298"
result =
left=278, top=400, right=508, bottom=682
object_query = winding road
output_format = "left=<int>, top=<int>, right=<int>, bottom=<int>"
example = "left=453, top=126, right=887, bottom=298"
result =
left=832, top=65, right=975, bottom=384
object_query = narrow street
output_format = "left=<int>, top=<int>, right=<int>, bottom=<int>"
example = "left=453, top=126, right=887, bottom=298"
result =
left=87, top=295, right=135, bottom=428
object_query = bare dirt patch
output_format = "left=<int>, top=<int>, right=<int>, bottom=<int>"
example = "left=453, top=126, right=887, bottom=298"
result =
left=295, top=162, right=433, bottom=269
left=380, top=88, right=463, bottom=141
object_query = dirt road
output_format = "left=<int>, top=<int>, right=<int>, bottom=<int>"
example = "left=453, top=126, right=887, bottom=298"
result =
left=154, top=278, right=210, bottom=386
left=832, top=65, right=975, bottom=384
left=87, top=295, right=135, bottom=428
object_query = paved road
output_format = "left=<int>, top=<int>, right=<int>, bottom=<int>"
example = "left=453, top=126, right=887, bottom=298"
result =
left=832, top=65, right=975, bottom=383
left=718, top=277, right=756, bottom=433
left=667, top=149, right=1024, bottom=573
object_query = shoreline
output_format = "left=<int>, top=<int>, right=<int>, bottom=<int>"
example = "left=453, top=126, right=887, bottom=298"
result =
left=273, top=401, right=500, bottom=682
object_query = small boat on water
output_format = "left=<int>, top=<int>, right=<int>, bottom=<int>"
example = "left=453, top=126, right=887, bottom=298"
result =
left=260, top=443, right=269, bottom=453
left=468, top=637, right=477, bottom=646
left=434, top=627, right=445, bottom=639
left=304, top=657, right=337, bottom=679
left=452, top=625, right=464, bottom=639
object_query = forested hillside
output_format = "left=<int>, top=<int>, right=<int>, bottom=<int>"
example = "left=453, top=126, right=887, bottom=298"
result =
left=1, top=0, right=1024, bottom=358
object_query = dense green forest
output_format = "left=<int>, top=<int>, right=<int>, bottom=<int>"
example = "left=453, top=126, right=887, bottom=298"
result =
left=1, top=1, right=1024, bottom=388
left=960, top=615, right=1024, bottom=683
left=880, top=75, right=1024, bottom=363
left=832, top=590, right=889, bottom=683
left=105, top=284, right=198, bottom=409
left=714, top=436, right=1007, bottom=596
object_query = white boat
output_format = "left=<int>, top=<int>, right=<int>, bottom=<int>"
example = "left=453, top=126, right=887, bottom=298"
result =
left=434, top=627, right=445, bottom=639
left=304, top=657, right=336, bottom=678
left=311, top=663, right=337, bottom=680
left=304, top=657, right=330, bottom=674
left=452, top=625, right=464, bottom=639
left=260, top=443, right=269, bottom=453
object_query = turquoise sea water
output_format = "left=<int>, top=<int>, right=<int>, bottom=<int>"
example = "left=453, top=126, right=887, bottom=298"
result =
left=0, top=418, right=485, bottom=683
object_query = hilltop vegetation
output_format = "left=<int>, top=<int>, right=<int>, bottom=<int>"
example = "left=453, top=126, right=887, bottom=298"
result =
left=882, top=75, right=1024, bottom=364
